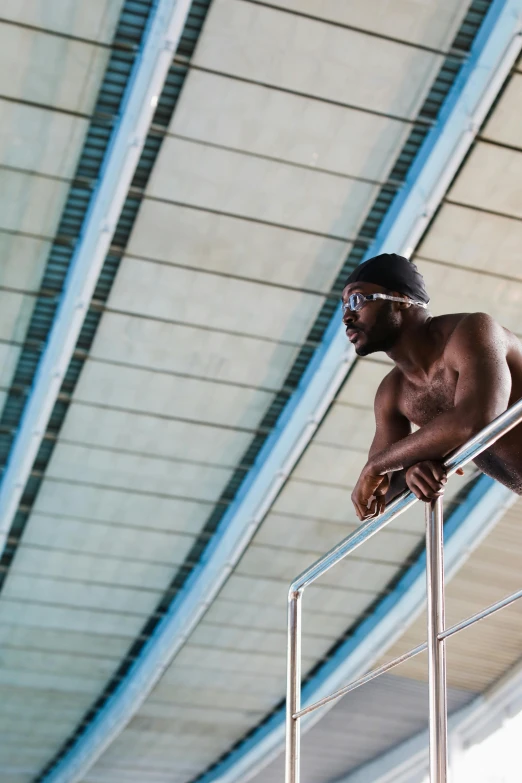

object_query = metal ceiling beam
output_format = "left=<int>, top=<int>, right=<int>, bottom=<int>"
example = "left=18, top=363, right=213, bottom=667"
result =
left=39, top=0, right=522, bottom=781
left=0, top=0, right=193, bottom=548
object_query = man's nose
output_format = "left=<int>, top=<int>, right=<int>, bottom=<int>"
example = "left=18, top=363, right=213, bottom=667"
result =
left=343, top=309, right=357, bottom=326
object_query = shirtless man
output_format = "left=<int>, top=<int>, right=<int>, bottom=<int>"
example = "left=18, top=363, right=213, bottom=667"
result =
left=345, top=253, right=522, bottom=522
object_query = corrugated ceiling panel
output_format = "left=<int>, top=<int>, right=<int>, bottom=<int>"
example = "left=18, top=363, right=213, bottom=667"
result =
left=482, top=72, right=522, bottom=147
left=0, top=170, right=70, bottom=236
left=418, top=202, right=522, bottom=279
left=0, top=235, right=52, bottom=289
left=108, top=258, right=324, bottom=344
left=0, top=99, right=89, bottom=179
left=86, top=312, right=299, bottom=388
left=45, top=443, right=233, bottom=501
left=0, top=0, right=125, bottom=43
left=58, top=405, right=253, bottom=467
left=169, top=69, right=410, bottom=181
left=193, top=0, right=443, bottom=119
left=251, top=0, right=470, bottom=48
left=74, top=362, right=275, bottom=426
left=32, top=480, right=211, bottom=535
left=0, top=23, right=110, bottom=114
left=146, top=137, right=378, bottom=237
left=448, top=141, right=522, bottom=219
left=126, top=200, right=350, bottom=292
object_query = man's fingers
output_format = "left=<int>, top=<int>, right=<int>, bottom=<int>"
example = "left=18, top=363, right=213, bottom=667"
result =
left=425, top=461, right=447, bottom=483
left=409, top=476, right=441, bottom=502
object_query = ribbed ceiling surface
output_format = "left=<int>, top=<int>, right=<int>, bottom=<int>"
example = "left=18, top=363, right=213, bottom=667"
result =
left=0, top=2, right=521, bottom=783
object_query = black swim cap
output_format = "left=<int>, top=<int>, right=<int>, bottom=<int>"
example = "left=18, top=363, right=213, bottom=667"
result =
left=344, top=253, right=430, bottom=305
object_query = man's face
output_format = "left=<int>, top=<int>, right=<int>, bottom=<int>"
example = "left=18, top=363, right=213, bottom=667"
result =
left=342, top=282, right=402, bottom=356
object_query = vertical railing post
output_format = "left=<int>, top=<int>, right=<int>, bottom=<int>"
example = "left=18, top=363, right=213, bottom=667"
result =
left=426, top=496, right=448, bottom=782
left=286, top=590, right=302, bottom=783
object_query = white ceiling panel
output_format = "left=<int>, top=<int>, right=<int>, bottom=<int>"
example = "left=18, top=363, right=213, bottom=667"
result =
left=159, top=664, right=283, bottom=696
left=157, top=646, right=287, bottom=680
left=46, top=443, right=233, bottom=501
left=33, top=480, right=211, bottom=535
left=0, top=233, right=51, bottom=289
left=0, top=666, right=107, bottom=696
left=2, top=573, right=161, bottom=616
left=254, top=0, right=468, bottom=49
left=0, top=686, right=93, bottom=714
left=217, top=573, right=376, bottom=618
left=171, top=70, right=409, bottom=180
left=255, top=512, right=420, bottom=564
left=417, top=257, right=522, bottom=333
left=418, top=202, right=522, bottom=279
left=482, top=73, right=522, bottom=149
left=448, top=142, right=522, bottom=219
left=0, top=598, right=144, bottom=638
left=273, top=477, right=424, bottom=534
left=138, top=699, right=264, bottom=725
left=0, top=624, right=132, bottom=660
left=0, top=716, right=72, bottom=740
left=21, top=513, right=195, bottom=566
left=146, top=137, right=377, bottom=237
left=75, top=362, right=273, bottom=428
left=292, top=443, right=366, bottom=486
left=1, top=0, right=125, bottom=43
left=0, top=290, right=35, bottom=344
left=0, top=23, right=110, bottom=113
left=0, top=98, right=88, bottom=178
left=127, top=200, right=349, bottom=292
left=0, top=342, right=20, bottom=391
left=59, top=405, right=251, bottom=467
left=88, top=312, right=298, bottom=388
left=11, top=545, right=174, bottom=591
left=0, top=648, right=116, bottom=680
left=314, top=402, right=375, bottom=451
left=337, top=358, right=392, bottom=406
left=0, top=169, right=70, bottom=237
left=108, top=256, right=323, bottom=343
left=194, top=0, right=442, bottom=119
left=189, top=621, right=336, bottom=661
left=237, top=544, right=398, bottom=592
left=202, top=597, right=356, bottom=639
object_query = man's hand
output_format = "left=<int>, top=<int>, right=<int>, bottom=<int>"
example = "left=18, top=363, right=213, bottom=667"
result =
left=351, top=466, right=390, bottom=521
left=405, top=460, right=464, bottom=501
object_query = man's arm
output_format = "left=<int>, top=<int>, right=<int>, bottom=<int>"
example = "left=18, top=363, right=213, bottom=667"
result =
left=368, top=313, right=511, bottom=476
left=350, top=371, right=411, bottom=519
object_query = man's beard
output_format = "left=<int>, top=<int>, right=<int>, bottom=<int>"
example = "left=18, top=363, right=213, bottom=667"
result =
left=355, top=307, right=401, bottom=356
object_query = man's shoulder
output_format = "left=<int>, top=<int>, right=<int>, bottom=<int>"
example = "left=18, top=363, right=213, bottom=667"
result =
left=376, top=365, right=402, bottom=401
left=433, top=312, right=501, bottom=348
left=440, top=312, right=509, bottom=363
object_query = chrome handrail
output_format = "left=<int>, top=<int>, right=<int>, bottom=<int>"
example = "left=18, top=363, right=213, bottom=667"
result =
left=286, top=398, right=522, bottom=783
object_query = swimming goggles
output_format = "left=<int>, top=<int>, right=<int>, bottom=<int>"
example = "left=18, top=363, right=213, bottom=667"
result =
left=342, top=292, right=428, bottom=315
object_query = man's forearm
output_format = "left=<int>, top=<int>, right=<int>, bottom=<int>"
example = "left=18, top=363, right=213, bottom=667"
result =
left=368, top=408, right=478, bottom=476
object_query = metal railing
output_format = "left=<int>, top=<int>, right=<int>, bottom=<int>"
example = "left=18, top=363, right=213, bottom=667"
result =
left=285, top=398, right=522, bottom=783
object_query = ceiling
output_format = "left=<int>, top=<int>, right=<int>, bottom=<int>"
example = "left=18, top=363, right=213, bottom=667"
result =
left=0, top=1, right=521, bottom=783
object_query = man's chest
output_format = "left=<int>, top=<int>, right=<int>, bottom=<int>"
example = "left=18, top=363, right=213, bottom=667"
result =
left=398, top=368, right=456, bottom=427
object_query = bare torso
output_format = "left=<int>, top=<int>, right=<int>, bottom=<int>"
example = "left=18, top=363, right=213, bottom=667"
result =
left=395, top=314, right=522, bottom=494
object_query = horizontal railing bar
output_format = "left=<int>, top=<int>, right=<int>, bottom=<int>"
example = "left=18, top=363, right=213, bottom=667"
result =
left=290, top=397, right=522, bottom=594
left=293, top=642, right=427, bottom=719
left=440, top=587, right=522, bottom=641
